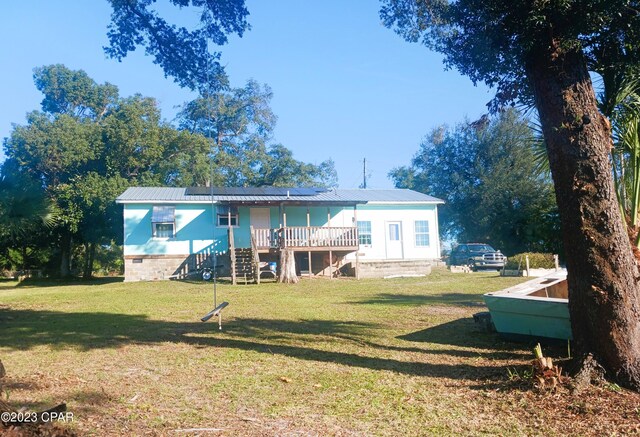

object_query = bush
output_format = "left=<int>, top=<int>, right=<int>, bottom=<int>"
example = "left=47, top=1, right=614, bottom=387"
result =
left=504, top=252, right=556, bottom=270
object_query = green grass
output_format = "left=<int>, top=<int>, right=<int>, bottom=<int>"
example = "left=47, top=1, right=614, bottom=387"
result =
left=0, top=269, right=636, bottom=435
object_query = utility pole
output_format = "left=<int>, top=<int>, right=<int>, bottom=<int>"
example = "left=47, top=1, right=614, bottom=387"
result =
left=362, top=158, right=367, bottom=189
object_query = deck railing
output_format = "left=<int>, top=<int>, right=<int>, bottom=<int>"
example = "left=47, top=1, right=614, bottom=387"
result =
left=254, top=228, right=279, bottom=249
left=252, top=226, right=358, bottom=249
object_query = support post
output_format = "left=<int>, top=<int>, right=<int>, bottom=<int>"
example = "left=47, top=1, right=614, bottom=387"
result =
left=228, top=227, right=236, bottom=285
left=327, top=208, right=332, bottom=279
left=250, top=226, right=260, bottom=284
left=307, top=206, right=312, bottom=278
left=282, top=205, right=287, bottom=249
left=354, top=205, right=360, bottom=280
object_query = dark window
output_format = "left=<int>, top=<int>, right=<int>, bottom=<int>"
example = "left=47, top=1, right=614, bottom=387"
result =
left=152, top=206, right=175, bottom=238
left=217, top=205, right=239, bottom=227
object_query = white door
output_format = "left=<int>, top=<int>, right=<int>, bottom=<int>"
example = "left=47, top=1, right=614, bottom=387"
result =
left=385, top=221, right=404, bottom=259
left=250, top=208, right=272, bottom=247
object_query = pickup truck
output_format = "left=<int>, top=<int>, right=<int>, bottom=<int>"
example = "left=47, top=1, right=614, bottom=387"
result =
left=448, top=243, right=506, bottom=271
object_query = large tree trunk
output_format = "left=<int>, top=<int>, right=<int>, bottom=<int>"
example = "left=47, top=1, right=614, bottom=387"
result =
left=527, top=43, right=640, bottom=389
left=82, top=242, right=96, bottom=280
left=59, top=232, right=72, bottom=278
left=278, top=249, right=299, bottom=284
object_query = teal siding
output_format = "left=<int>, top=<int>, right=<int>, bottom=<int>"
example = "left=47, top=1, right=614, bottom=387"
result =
left=123, top=203, right=218, bottom=255
left=284, top=206, right=346, bottom=226
left=123, top=203, right=357, bottom=255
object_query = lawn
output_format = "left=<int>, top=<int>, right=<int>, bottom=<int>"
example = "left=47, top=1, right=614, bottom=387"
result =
left=1, top=269, right=638, bottom=436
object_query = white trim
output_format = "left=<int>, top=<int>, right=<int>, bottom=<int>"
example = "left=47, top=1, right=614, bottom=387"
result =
left=116, top=200, right=444, bottom=205
left=364, top=201, right=444, bottom=205
left=413, top=220, right=430, bottom=248
left=385, top=221, right=404, bottom=259
left=116, top=200, right=218, bottom=204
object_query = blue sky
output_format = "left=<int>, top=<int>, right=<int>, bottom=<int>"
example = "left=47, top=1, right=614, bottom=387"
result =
left=0, top=1, right=493, bottom=188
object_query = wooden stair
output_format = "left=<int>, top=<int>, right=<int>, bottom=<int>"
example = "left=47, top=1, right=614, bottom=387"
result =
left=229, top=226, right=262, bottom=285
left=234, top=248, right=256, bottom=278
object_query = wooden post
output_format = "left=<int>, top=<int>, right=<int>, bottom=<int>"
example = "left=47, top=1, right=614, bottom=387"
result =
left=282, top=205, right=288, bottom=251
left=354, top=205, right=360, bottom=280
left=250, top=226, right=260, bottom=284
left=327, top=207, right=332, bottom=279
left=307, top=206, right=312, bottom=278
left=554, top=254, right=559, bottom=271
left=228, top=227, right=236, bottom=285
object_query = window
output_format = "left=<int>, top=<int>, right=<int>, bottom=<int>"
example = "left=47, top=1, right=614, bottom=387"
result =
left=414, top=220, right=430, bottom=247
left=357, top=221, right=372, bottom=245
left=217, top=214, right=239, bottom=227
left=217, top=205, right=239, bottom=227
left=388, top=223, right=400, bottom=241
left=152, top=206, right=175, bottom=238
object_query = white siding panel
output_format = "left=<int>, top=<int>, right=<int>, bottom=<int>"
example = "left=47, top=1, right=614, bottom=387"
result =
left=342, top=205, right=440, bottom=261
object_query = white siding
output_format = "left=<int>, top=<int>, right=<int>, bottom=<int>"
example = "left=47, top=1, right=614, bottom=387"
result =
left=335, top=204, right=441, bottom=261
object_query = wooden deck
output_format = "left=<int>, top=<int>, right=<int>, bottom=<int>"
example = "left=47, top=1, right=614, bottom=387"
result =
left=253, top=226, right=358, bottom=252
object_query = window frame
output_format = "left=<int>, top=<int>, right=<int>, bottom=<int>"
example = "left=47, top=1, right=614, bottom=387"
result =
left=152, top=222, right=175, bottom=239
left=151, top=205, right=176, bottom=239
left=217, top=213, right=239, bottom=228
left=414, top=220, right=430, bottom=247
left=357, top=220, right=372, bottom=246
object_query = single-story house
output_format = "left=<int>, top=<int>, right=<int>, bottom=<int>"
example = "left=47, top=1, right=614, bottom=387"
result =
left=115, top=187, right=444, bottom=282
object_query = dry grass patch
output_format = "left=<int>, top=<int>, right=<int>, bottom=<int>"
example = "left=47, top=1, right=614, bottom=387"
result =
left=0, top=269, right=639, bottom=435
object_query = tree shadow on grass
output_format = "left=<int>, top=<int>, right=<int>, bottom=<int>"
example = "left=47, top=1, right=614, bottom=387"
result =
left=12, top=277, right=124, bottom=289
left=397, top=318, right=530, bottom=359
left=0, top=308, right=523, bottom=381
left=353, top=292, right=486, bottom=307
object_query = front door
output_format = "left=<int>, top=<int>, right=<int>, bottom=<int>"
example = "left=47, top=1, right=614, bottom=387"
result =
left=250, top=208, right=272, bottom=247
left=385, top=221, right=404, bottom=259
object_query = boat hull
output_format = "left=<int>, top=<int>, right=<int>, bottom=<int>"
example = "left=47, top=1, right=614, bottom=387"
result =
left=483, top=272, right=572, bottom=341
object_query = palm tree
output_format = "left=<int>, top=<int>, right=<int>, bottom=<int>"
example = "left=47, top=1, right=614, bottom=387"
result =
left=525, top=74, right=640, bottom=250
left=0, top=166, right=56, bottom=271
left=607, top=78, right=640, bottom=247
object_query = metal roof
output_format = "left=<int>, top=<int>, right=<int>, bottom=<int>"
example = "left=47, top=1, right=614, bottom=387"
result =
left=185, top=186, right=326, bottom=196
left=116, top=187, right=444, bottom=205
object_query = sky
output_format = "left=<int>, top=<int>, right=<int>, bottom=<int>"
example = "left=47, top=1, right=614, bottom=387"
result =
left=0, top=0, right=493, bottom=189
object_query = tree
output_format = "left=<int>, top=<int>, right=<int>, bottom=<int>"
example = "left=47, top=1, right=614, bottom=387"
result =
left=3, top=65, right=210, bottom=277
left=391, top=110, right=560, bottom=255
left=0, top=160, right=56, bottom=273
left=257, top=145, right=338, bottom=188
left=380, top=1, right=640, bottom=388
left=607, top=78, right=640, bottom=248
left=69, top=173, right=128, bottom=279
left=33, top=64, right=118, bottom=119
left=105, top=0, right=250, bottom=91
left=178, top=81, right=338, bottom=187
left=178, top=80, right=276, bottom=186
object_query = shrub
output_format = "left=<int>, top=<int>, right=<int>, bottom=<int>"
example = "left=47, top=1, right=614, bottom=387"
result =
left=504, top=252, right=556, bottom=270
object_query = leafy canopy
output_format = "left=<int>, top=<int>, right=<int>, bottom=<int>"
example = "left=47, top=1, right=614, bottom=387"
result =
left=380, top=0, right=640, bottom=108
left=390, top=109, right=560, bottom=254
left=177, top=80, right=337, bottom=187
left=105, top=0, right=250, bottom=91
